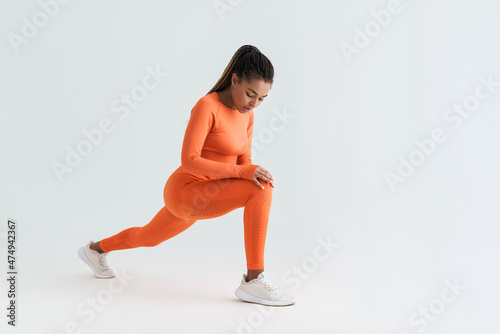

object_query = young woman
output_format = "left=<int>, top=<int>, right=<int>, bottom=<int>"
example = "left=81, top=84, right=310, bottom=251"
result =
left=78, top=45, right=295, bottom=306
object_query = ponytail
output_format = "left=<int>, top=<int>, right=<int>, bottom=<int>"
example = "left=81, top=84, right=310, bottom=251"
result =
left=206, top=45, right=274, bottom=95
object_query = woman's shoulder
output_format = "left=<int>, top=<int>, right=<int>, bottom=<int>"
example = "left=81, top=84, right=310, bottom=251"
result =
left=197, top=91, right=218, bottom=104
left=193, top=92, right=218, bottom=110
left=190, top=92, right=219, bottom=119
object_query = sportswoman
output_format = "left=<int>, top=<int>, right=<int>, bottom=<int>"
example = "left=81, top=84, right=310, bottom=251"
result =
left=78, top=45, right=295, bottom=306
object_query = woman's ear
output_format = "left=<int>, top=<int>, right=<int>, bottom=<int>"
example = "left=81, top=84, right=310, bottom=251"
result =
left=231, top=72, right=239, bottom=87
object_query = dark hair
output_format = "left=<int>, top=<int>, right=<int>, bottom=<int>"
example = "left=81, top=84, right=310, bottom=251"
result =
left=206, top=45, right=274, bottom=95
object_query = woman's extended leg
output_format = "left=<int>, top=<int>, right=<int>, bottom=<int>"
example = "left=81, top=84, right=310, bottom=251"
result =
left=98, top=206, right=197, bottom=252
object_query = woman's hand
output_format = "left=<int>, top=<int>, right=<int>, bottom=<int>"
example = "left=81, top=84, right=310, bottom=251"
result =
left=252, top=165, right=275, bottom=189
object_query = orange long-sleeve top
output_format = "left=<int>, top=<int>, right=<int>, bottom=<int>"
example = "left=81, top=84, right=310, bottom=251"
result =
left=175, top=91, right=259, bottom=181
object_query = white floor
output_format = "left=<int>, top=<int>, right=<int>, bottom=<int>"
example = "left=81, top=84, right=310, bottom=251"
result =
left=2, top=204, right=499, bottom=334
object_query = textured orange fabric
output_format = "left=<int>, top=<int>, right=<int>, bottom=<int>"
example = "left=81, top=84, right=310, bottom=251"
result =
left=99, top=92, right=272, bottom=270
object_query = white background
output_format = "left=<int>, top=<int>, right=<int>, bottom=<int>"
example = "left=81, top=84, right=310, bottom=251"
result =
left=1, top=0, right=499, bottom=333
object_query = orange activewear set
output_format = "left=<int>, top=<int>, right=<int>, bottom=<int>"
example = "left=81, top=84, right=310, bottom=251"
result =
left=99, top=92, right=273, bottom=270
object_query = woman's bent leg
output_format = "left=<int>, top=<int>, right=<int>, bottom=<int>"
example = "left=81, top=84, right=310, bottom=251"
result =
left=243, top=181, right=272, bottom=270
left=166, top=177, right=273, bottom=270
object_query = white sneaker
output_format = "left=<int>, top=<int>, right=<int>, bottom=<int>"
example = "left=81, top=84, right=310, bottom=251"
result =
left=77, top=240, right=115, bottom=279
left=235, top=271, right=296, bottom=306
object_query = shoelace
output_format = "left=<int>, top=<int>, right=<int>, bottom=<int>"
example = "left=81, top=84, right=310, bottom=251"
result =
left=257, top=276, right=277, bottom=291
left=98, top=253, right=110, bottom=267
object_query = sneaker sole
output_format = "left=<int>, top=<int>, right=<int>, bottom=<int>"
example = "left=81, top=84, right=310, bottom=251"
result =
left=77, top=247, right=115, bottom=279
left=234, top=287, right=295, bottom=306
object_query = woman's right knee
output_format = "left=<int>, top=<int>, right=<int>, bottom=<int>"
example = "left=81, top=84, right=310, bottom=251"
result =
left=257, top=178, right=273, bottom=192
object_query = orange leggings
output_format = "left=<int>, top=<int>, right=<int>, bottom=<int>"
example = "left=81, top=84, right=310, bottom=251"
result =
left=99, top=172, right=273, bottom=270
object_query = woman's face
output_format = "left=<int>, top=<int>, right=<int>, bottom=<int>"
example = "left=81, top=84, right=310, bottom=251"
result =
left=230, top=74, right=271, bottom=114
